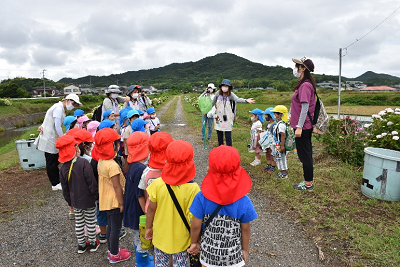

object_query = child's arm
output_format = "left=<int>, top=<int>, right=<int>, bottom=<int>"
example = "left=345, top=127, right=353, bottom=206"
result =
left=111, top=174, right=124, bottom=213
left=240, top=222, right=251, bottom=262
left=187, top=216, right=202, bottom=255
left=279, top=131, right=286, bottom=152
left=138, top=196, right=146, bottom=213
left=145, top=200, right=157, bottom=240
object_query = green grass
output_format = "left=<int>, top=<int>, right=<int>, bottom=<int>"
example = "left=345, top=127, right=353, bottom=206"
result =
left=182, top=92, right=400, bottom=267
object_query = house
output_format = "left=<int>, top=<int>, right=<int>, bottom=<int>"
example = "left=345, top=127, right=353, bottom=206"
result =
left=32, top=86, right=58, bottom=97
left=80, top=88, right=99, bottom=95
left=359, top=86, right=397, bottom=92
left=64, top=85, right=81, bottom=95
left=142, top=85, right=159, bottom=94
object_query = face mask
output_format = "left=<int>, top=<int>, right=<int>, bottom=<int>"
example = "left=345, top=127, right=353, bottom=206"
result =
left=150, top=114, right=156, bottom=119
left=110, top=93, right=119, bottom=99
left=131, top=93, right=139, bottom=99
left=208, top=89, right=213, bottom=93
left=139, top=115, right=144, bottom=119
left=66, top=101, right=74, bottom=110
left=293, top=67, right=301, bottom=78
left=251, top=117, right=256, bottom=122
left=221, top=86, right=229, bottom=93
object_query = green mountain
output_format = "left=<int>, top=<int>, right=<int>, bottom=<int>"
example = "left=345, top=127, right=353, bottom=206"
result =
left=57, top=53, right=400, bottom=88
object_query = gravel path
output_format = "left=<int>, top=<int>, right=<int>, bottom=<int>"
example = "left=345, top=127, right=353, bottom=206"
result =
left=0, top=96, right=327, bottom=266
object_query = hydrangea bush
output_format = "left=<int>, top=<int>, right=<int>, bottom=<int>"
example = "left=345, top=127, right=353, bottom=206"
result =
left=318, top=108, right=400, bottom=166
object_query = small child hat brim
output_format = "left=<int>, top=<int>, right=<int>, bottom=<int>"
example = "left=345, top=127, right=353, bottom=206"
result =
left=201, top=145, right=251, bottom=205
left=127, top=131, right=149, bottom=163
left=55, top=135, right=78, bottom=163
left=162, top=140, right=195, bottom=185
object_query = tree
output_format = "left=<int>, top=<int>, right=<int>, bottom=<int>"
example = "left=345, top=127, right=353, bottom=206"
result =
left=0, top=83, right=30, bottom=98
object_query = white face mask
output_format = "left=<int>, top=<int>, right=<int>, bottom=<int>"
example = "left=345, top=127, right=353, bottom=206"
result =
left=251, top=116, right=257, bottom=122
left=131, top=93, right=139, bottom=99
left=150, top=114, right=156, bottom=118
left=221, top=86, right=229, bottom=93
left=293, top=67, right=301, bottom=78
left=66, top=101, right=74, bottom=110
left=110, top=93, right=119, bottom=99
left=207, top=89, right=213, bottom=93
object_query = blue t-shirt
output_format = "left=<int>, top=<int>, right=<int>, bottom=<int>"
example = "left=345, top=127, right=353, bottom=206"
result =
left=189, top=192, right=258, bottom=267
left=123, top=162, right=146, bottom=230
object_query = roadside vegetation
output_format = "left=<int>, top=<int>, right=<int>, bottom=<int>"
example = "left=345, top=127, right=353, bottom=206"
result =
left=183, top=92, right=400, bottom=267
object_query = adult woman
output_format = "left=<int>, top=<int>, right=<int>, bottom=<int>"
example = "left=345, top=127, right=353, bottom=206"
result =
left=124, top=85, right=152, bottom=113
left=200, top=83, right=216, bottom=140
left=212, top=79, right=255, bottom=146
left=290, top=57, right=316, bottom=191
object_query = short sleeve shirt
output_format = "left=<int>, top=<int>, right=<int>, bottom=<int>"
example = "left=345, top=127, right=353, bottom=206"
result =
left=189, top=192, right=258, bottom=267
left=98, top=159, right=126, bottom=211
left=291, top=81, right=316, bottom=130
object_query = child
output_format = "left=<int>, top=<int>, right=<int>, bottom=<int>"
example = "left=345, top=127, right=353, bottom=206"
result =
left=63, top=116, right=78, bottom=133
left=262, top=107, right=277, bottom=173
left=146, top=107, right=160, bottom=135
left=271, top=105, right=289, bottom=179
left=87, top=121, right=100, bottom=138
left=77, top=116, right=91, bottom=129
left=188, top=145, right=258, bottom=266
left=145, top=140, right=200, bottom=267
left=138, top=132, right=174, bottom=212
left=123, top=110, right=140, bottom=155
left=124, top=131, right=154, bottom=266
left=103, top=110, right=116, bottom=122
left=74, top=109, right=85, bottom=118
left=249, top=108, right=265, bottom=166
left=95, top=128, right=131, bottom=263
left=99, top=119, right=117, bottom=131
left=56, top=135, right=100, bottom=254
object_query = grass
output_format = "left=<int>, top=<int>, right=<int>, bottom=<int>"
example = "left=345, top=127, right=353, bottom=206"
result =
left=182, top=92, right=400, bottom=267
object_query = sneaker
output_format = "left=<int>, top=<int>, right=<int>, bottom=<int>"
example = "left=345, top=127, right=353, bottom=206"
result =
left=109, top=249, right=131, bottom=264
left=250, top=159, right=261, bottom=166
left=107, top=248, right=129, bottom=260
left=119, top=228, right=127, bottom=240
left=89, top=239, right=100, bottom=252
left=68, top=211, right=75, bottom=220
left=262, top=165, right=271, bottom=171
left=99, top=233, right=107, bottom=244
left=78, top=241, right=89, bottom=254
left=267, top=166, right=276, bottom=174
left=52, top=183, right=62, bottom=191
left=275, top=171, right=288, bottom=179
left=293, top=181, right=314, bottom=191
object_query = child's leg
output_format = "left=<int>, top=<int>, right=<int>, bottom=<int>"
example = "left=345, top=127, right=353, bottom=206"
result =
left=106, top=208, right=123, bottom=255
left=84, top=207, right=97, bottom=243
left=154, top=247, right=171, bottom=267
left=74, top=208, right=86, bottom=246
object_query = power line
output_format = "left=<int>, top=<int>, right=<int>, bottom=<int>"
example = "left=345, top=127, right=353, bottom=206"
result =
left=344, top=6, right=400, bottom=50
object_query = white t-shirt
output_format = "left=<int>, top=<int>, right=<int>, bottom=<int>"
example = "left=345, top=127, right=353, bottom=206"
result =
left=149, top=117, right=160, bottom=131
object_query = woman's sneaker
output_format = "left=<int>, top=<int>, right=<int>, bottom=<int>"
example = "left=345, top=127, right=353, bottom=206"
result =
left=293, top=181, right=314, bottom=191
left=109, top=249, right=131, bottom=264
left=77, top=241, right=89, bottom=254
left=89, top=239, right=100, bottom=252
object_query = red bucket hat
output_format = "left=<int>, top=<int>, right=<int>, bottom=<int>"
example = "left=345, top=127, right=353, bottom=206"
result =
left=55, top=135, right=78, bottom=163
left=127, top=131, right=149, bottom=163
left=162, top=140, right=195, bottom=186
left=148, top=132, right=174, bottom=169
left=94, top=128, right=121, bottom=160
left=66, top=128, right=94, bottom=144
left=201, top=145, right=252, bottom=205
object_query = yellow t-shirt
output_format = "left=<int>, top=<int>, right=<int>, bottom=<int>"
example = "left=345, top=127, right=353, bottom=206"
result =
left=147, top=178, right=200, bottom=254
left=98, top=159, right=126, bottom=211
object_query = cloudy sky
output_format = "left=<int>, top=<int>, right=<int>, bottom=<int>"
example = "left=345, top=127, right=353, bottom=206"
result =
left=1, top=0, right=399, bottom=82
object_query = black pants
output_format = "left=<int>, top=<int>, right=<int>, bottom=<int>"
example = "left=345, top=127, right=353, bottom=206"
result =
left=44, top=152, right=60, bottom=186
left=216, top=130, right=232, bottom=146
left=295, top=128, right=314, bottom=181
left=106, top=208, right=123, bottom=255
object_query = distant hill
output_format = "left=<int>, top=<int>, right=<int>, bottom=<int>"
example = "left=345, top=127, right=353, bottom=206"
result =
left=58, top=53, right=399, bottom=88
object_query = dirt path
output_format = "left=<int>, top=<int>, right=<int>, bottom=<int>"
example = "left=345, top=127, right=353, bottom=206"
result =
left=0, top=96, right=328, bottom=266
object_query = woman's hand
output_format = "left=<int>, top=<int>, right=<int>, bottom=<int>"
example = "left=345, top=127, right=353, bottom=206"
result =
left=295, top=127, right=302, bottom=138
left=246, top=98, right=255, bottom=104
left=124, top=96, right=130, bottom=102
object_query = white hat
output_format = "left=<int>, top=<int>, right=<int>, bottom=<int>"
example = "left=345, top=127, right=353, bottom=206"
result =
left=105, top=84, right=122, bottom=94
left=207, top=83, right=216, bottom=89
left=65, top=94, right=82, bottom=106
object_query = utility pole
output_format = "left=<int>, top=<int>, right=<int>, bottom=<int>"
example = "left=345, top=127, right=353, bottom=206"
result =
left=42, top=69, right=47, bottom=97
left=338, top=49, right=342, bottom=117
left=116, top=79, right=119, bottom=86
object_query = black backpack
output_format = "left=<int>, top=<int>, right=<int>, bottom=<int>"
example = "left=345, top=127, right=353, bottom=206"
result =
left=91, top=103, right=103, bottom=122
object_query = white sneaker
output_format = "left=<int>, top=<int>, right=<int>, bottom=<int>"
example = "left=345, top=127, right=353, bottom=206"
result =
left=250, top=159, right=261, bottom=166
left=52, top=183, right=62, bottom=191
